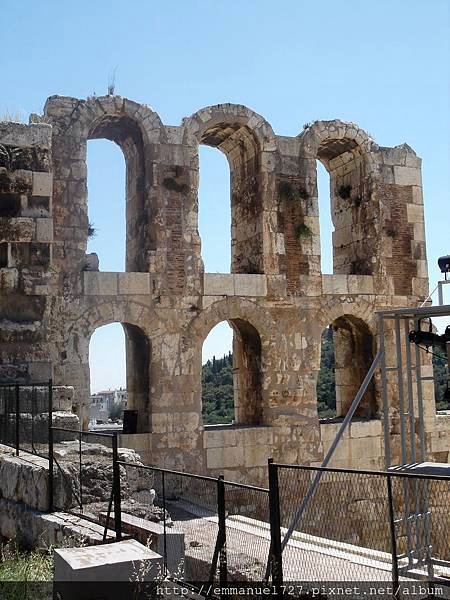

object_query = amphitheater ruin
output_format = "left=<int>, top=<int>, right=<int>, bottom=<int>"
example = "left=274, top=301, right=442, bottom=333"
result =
left=0, top=95, right=449, bottom=489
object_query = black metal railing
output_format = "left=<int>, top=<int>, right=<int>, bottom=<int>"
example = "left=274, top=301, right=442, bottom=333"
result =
left=3, top=401, right=449, bottom=594
left=0, top=379, right=52, bottom=458
left=113, top=461, right=272, bottom=590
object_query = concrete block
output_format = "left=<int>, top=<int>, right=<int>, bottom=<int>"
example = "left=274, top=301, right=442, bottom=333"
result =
left=99, top=512, right=184, bottom=576
left=83, top=272, right=118, bottom=295
left=118, top=272, right=151, bottom=295
left=233, top=274, right=267, bottom=296
left=203, top=273, right=234, bottom=296
left=54, top=539, right=163, bottom=582
left=32, top=172, right=53, bottom=196
left=35, top=218, right=53, bottom=242
left=322, top=274, right=348, bottom=295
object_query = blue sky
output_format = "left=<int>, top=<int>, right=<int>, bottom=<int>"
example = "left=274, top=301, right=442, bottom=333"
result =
left=1, top=0, right=449, bottom=392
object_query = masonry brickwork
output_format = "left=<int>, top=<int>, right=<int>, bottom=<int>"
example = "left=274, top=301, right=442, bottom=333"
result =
left=0, top=96, right=448, bottom=485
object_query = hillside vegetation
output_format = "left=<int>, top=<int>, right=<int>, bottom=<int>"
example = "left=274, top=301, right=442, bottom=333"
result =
left=202, top=331, right=449, bottom=425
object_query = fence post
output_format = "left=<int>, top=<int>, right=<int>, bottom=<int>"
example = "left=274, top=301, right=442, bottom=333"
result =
left=112, top=433, right=122, bottom=540
left=15, top=384, right=19, bottom=456
left=48, top=379, right=54, bottom=512
left=386, top=474, right=400, bottom=598
left=268, top=459, right=283, bottom=594
left=79, top=430, right=83, bottom=511
left=162, top=471, right=167, bottom=576
left=217, top=475, right=228, bottom=588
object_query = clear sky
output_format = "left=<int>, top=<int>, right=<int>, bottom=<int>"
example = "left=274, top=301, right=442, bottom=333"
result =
left=1, top=0, right=449, bottom=392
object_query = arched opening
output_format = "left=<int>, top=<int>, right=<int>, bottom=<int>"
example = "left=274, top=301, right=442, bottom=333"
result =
left=317, top=316, right=377, bottom=420
left=89, top=323, right=126, bottom=427
left=198, top=146, right=231, bottom=272
left=87, top=140, right=126, bottom=271
left=201, top=318, right=263, bottom=426
left=86, top=115, right=149, bottom=273
left=316, top=136, right=374, bottom=275
left=88, top=322, right=150, bottom=432
left=198, top=122, right=263, bottom=274
left=316, top=160, right=333, bottom=274
left=202, top=322, right=233, bottom=424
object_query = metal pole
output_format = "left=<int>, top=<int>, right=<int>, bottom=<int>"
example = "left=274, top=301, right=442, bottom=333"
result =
left=112, top=433, right=122, bottom=540
left=413, top=320, right=426, bottom=462
left=79, top=431, right=83, bottom=512
left=403, top=319, right=416, bottom=464
left=267, top=459, right=283, bottom=592
left=15, top=384, right=19, bottom=456
left=162, top=471, right=167, bottom=576
left=281, top=349, right=383, bottom=551
left=438, top=281, right=444, bottom=306
left=379, top=314, right=391, bottom=470
left=48, top=379, right=54, bottom=512
left=394, top=317, right=408, bottom=465
left=217, top=475, right=228, bottom=588
left=386, top=474, right=400, bottom=599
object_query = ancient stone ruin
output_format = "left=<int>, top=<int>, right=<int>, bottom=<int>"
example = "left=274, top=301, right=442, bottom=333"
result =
left=0, top=96, right=449, bottom=485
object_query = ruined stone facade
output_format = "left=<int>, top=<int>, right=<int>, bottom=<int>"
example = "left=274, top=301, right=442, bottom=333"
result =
left=1, top=96, right=448, bottom=484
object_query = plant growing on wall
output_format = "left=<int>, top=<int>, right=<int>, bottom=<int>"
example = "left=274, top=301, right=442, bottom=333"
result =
left=295, top=223, right=312, bottom=241
left=87, top=222, right=97, bottom=239
left=278, top=181, right=309, bottom=202
left=338, top=184, right=352, bottom=199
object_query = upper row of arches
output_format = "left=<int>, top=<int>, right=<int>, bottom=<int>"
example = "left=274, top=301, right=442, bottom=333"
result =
left=44, top=96, right=398, bottom=281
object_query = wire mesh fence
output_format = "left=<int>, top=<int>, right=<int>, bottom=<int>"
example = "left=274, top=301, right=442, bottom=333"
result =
left=390, top=473, right=450, bottom=577
left=0, top=381, right=52, bottom=457
left=223, top=481, right=270, bottom=583
left=277, top=465, right=392, bottom=583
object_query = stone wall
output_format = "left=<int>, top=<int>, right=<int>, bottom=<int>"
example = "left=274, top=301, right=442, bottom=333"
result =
left=0, top=98, right=448, bottom=486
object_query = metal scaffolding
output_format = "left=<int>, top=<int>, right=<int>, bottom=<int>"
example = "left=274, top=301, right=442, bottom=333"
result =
left=279, top=279, right=450, bottom=583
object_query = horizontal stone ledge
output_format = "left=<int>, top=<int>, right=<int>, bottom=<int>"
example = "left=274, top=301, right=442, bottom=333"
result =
left=203, top=273, right=267, bottom=297
left=322, top=274, right=375, bottom=295
left=0, top=122, right=52, bottom=149
left=204, top=424, right=273, bottom=449
left=83, top=272, right=152, bottom=296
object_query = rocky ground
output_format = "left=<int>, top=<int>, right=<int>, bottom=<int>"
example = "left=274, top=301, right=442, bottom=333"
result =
left=53, top=440, right=170, bottom=524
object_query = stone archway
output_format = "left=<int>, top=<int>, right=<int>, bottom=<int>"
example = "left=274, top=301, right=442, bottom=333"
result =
left=66, top=300, right=161, bottom=431
left=183, top=104, right=279, bottom=276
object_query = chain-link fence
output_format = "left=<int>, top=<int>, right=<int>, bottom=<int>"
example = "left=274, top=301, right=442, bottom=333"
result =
left=273, top=463, right=450, bottom=597
left=0, top=381, right=52, bottom=458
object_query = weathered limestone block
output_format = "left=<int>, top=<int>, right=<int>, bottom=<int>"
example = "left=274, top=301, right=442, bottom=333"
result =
left=203, top=273, right=234, bottom=296
left=32, top=172, right=52, bottom=196
left=118, top=272, right=151, bottom=295
left=35, top=218, right=53, bottom=242
left=0, top=217, right=35, bottom=242
left=83, top=271, right=118, bottom=295
left=0, top=448, right=49, bottom=511
left=0, top=267, right=19, bottom=292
